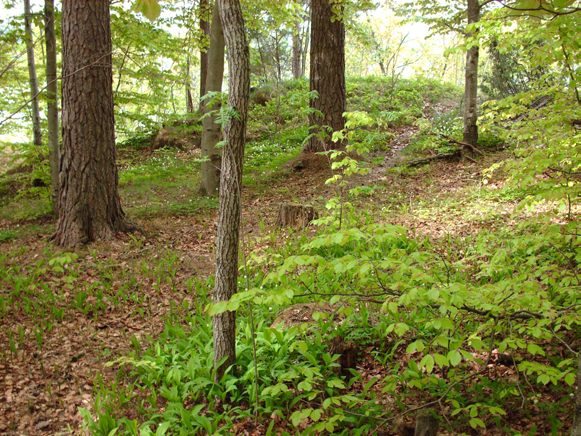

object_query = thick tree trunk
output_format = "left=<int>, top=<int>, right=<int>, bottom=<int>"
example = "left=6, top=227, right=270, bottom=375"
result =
left=24, top=0, right=42, bottom=148
left=44, top=0, right=59, bottom=217
left=305, top=0, right=346, bottom=153
left=462, top=0, right=479, bottom=150
left=199, top=0, right=211, bottom=108
left=54, top=0, right=134, bottom=248
left=200, top=0, right=225, bottom=196
left=213, top=0, right=250, bottom=384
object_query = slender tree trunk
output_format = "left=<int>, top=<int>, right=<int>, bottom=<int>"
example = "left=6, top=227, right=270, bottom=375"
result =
left=462, top=0, right=479, bottom=150
left=200, top=0, right=225, bottom=196
left=186, top=56, right=194, bottom=113
left=54, top=0, right=134, bottom=247
left=24, top=0, right=42, bottom=148
left=573, top=352, right=581, bottom=436
left=212, top=0, right=250, bottom=384
left=199, top=0, right=211, bottom=108
left=292, top=20, right=301, bottom=79
left=44, top=0, right=59, bottom=217
left=305, top=0, right=346, bottom=153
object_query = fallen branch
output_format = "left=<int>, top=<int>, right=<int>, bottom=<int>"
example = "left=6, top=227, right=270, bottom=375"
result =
left=430, top=133, right=485, bottom=156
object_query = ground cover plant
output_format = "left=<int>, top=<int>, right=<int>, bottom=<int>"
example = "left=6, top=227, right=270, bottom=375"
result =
left=0, top=0, right=579, bottom=435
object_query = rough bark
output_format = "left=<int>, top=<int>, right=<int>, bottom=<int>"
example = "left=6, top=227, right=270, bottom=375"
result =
left=275, top=203, right=318, bottom=228
left=462, top=0, right=480, bottom=150
left=53, top=0, right=134, bottom=248
left=305, top=0, right=346, bottom=153
left=212, top=0, right=250, bottom=384
left=199, top=0, right=211, bottom=108
left=24, top=0, right=42, bottom=148
left=573, top=352, right=581, bottom=436
left=44, top=0, right=59, bottom=217
left=200, top=0, right=225, bottom=196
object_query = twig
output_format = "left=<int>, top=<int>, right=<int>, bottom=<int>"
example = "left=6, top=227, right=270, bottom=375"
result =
left=241, top=221, right=259, bottom=417
left=0, top=50, right=116, bottom=128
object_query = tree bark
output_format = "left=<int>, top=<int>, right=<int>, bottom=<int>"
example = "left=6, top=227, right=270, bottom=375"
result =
left=292, top=20, right=301, bottom=79
left=305, top=0, right=346, bottom=153
left=200, top=0, right=225, bottom=196
left=199, top=0, right=211, bottom=108
left=213, top=0, right=250, bottom=384
left=44, top=0, right=59, bottom=217
left=53, top=0, right=134, bottom=248
left=186, top=56, right=194, bottom=113
left=24, top=0, right=42, bottom=148
left=462, top=0, right=479, bottom=150
left=275, top=203, right=317, bottom=228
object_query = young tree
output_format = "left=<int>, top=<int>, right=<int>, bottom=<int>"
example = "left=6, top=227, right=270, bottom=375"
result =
left=24, top=0, right=42, bottom=148
left=200, top=0, right=225, bottom=196
left=212, top=0, right=250, bottom=383
left=44, top=0, right=59, bottom=216
left=292, top=0, right=310, bottom=79
left=305, top=0, right=346, bottom=153
left=463, top=0, right=479, bottom=147
left=398, top=0, right=488, bottom=151
left=199, top=0, right=211, bottom=108
left=53, top=0, right=134, bottom=247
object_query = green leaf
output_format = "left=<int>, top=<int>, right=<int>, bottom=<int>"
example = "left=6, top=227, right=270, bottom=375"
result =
left=131, top=0, right=161, bottom=22
left=448, top=350, right=462, bottom=367
left=420, top=354, right=435, bottom=373
left=434, top=353, right=449, bottom=367
left=564, top=373, right=576, bottom=386
left=469, top=418, right=485, bottom=429
left=527, top=343, right=545, bottom=356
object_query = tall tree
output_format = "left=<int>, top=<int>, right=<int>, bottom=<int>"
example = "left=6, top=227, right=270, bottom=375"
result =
left=200, top=0, right=225, bottom=196
left=44, top=0, right=59, bottom=216
left=199, top=0, right=211, bottom=108
left=53, top=0, right=134, bottom=247
left=305, top=0, right=346, bottom=152
left=398, top=0, right=487, bottom=152
left=212, top=0, right=250, bottom=383
left=463, top=0, right=479, bottom=147
left=292, top=0, right=310, bottom=79
left=24, top=0, right=42, bottom=148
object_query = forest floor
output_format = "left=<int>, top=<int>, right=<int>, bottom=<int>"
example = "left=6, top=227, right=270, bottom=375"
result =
left=0, top=117, right=576, bottom=436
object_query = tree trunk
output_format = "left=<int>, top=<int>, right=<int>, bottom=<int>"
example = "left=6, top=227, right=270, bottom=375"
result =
left=213, top=0, right=250, bottom=384
left=24, top=0, right=42, bottom=148
left=44, top=0, right=59, bottom=217
left=200, top=0, right=225, bottom=196
left=462, top=0, right=479, bottom=150
left=305, top=0, right=346, bottom=153
left=199, top=0, right=211, bottom=108
left=292, top=20, right=301, bottom=79
left=186, top=56, right=194, bottom=113
left=53, top=0, right=134, bottom=248
left=573, top=352, right=581, bottom=436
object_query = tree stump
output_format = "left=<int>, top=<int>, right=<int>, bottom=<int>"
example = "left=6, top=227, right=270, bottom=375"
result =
left=415, top=409, right=439, bottom=436
left=275, top=203, right=318, bottom=228
left=328, top=335, right=358, bottom=378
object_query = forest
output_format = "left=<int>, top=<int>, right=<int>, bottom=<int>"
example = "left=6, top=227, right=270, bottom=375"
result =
left=0, top=0, right=579, bottom=435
